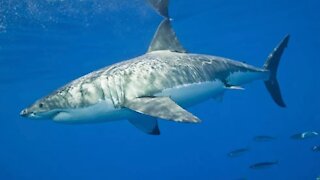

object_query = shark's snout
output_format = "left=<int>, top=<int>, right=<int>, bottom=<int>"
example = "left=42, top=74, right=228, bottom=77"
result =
left=20, top=105, right=61, bottom=119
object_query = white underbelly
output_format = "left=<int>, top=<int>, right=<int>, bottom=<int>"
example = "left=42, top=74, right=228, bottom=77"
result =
left=155, top=80, right=226, bottom=107
left=52, top=99, right=134, bottom=123
left=227, top=71, right=269, bottom=86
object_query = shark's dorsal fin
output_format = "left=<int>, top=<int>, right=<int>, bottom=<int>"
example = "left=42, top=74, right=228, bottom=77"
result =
left=148, top=0, right=169, bottom=18
left=148, top=19, right=187, bottom=53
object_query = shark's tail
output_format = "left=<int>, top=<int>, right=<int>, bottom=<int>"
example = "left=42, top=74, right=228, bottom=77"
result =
left=147, top=0, right=169, bottom=18
left=263, top=35, right=290, bottom=107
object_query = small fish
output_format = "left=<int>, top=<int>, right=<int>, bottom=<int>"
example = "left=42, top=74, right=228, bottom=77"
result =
left=227, top=148, right=249, bottom=157
left=311, top=145, right=320, bottom=152
left=249, top=161, right=278, bottom=169
left=253, top=135, right=276, bottom=142
left=291, top=131, right=319, bottom=140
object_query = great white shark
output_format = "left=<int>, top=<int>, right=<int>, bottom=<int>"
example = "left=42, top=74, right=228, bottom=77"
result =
left=20, top=0, right=289, bottom=135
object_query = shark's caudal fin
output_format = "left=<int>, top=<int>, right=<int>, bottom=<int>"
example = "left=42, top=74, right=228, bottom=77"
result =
left=147, top=0, right=169, bottom=18
left=263, top=35, right=290, bottom=107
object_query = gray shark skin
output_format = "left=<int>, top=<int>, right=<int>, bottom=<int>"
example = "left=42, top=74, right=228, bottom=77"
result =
left=20, top=1, right=290, bottom=135
left=21, top=52, right=265, bottom=117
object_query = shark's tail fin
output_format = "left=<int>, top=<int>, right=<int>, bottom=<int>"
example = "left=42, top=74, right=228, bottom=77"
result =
left=147, top=0, right=169, bottom=18
left=263, top=35, right=290, bottom=107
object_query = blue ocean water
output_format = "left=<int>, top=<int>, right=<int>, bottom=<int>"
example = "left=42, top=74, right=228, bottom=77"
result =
left=1, top=0, right=320, bottom=179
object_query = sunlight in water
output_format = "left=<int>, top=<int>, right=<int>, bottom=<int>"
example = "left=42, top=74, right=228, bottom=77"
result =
left=0, top=0, right=150, bottom=32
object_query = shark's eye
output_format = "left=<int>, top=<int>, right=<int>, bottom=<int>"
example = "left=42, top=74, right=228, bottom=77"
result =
left=39, top=103, right=44, bottom=108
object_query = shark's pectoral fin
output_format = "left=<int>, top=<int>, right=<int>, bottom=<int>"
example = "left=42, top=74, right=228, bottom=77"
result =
left=128, top=116, right=160, bottom=135
left=124, top=96, right=201, bottom=123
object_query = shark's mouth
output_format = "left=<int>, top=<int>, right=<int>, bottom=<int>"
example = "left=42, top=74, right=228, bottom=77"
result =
left=27, top=110, right=63, bottom=120
left=28, top=112, right=41, bottom=119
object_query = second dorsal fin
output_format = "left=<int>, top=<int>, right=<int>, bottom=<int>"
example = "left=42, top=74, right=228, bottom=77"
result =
left=147, top=19, right=186, bottom=53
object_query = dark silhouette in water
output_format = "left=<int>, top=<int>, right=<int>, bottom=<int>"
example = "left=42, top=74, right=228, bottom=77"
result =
left=311, top=145, right=320, bottom=152
left=291, top=131, right=318, bottom=140
left=250, top=161, right=278, bottom=169
left=227, top=148, right=249, bottom=157
left=253, top=135, right=276, bottom=142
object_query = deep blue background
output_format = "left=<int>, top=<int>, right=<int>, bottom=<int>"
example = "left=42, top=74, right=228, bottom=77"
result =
left=0, top=0, right=320, bottom=179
